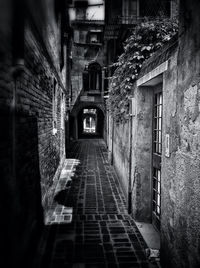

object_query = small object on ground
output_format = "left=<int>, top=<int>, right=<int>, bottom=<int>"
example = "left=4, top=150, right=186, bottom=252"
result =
left=145, top=248, right=160, bottom=261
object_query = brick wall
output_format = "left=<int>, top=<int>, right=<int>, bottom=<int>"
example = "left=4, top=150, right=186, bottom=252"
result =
left=23, top=26, right=66, bottom=211
left=0, top=0, right=68, bottom=266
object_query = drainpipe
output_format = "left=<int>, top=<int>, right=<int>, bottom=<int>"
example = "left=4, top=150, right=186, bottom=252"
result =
left=128, top=100, right=133, bottom=214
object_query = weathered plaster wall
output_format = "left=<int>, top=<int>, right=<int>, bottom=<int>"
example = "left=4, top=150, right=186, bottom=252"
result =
left=106, top=1, right=200, bottom=267
left=131, top=87, right=153, bottom=222
left=112, top=121, right=130, bottom=199
left=111, top=86, right=152, bottom=222
left=160, top=1, right=200, bottom=267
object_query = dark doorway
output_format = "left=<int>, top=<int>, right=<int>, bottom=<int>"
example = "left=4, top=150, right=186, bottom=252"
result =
left=78, top=107, right=104, bottom=139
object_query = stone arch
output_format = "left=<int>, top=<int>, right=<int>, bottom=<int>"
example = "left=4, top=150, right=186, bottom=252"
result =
left=77, top=105, right=105, bottom=139
left=71, top=102, right=105, bottom=117
left=70, top=101, right=106, bottom=140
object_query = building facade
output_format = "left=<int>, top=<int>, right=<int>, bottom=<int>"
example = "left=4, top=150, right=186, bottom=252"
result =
left=0, top=0, right=70, bottom=266
left=69, top=0, right=106, bottom=140
left=106, top=0, right=200, bottom=267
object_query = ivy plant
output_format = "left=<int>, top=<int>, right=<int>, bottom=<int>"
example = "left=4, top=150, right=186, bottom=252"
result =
left=107, top=18, right=178, bottom=123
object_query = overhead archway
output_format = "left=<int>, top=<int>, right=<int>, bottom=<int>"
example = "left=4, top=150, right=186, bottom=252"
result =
left=77, top=106, right=104, bottom=139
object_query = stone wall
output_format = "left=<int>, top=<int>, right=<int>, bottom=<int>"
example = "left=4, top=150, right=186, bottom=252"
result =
left=0, top=0, right=68, bottom=266
left=108, top=1, right=200, bottom=267
left=70, top=22, right=104, bottom=107
left=69, top=20, right=105, bottom=140
left=160, top=1, right=200, bottom=267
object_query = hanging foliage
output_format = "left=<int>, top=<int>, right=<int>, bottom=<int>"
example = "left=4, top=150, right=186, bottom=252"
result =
left=107, top=18, right=178, bottom=123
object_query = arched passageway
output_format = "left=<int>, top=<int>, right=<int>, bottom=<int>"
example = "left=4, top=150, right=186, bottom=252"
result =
left=77, top=107, right=104, bottom=139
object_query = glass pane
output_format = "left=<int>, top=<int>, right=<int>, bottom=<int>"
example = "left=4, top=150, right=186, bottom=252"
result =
left=157, top=193, right=160, bottom=207
left=159, top=117, right=162, bottom=131
left=153, top=201, right=156, bottom=211
left=153, top=168, right=161, bottom=217
left=160, top=93, right=162, bottom=105
left=157, top=205, right=160, bottom=215
left=158, top=130, right=161, bottom=144
left=158, top=181, right=161, bottom=194
left=153, top=190, right=156, bottom=201
left=154, top=130, right=157, bottom=142
left=96, top=73, right=99, bottom=90
left=158, top=170, right=161, bottom=181
left=156, top=94, right=159, bottom=105
left=153, top=177, right=157, bottom=189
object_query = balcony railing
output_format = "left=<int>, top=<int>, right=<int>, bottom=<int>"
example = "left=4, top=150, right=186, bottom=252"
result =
left=104, top=14, right=173, bottom=39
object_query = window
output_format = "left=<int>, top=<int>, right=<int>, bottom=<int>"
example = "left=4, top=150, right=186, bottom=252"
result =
left=88, top=63, right=102, bottom=91
left=83, top=109, right=97, bottom=134
left=123, top=0, right=138, bottom=18
left=74, top=30, right=87, bottom=44
left=74, top=30, right=80, bottom=43
left=107, top=39, right=116, bottom=63
left=90, top=33, right=98, bottom=43
left=152, top=168, right=161, bottom=217
left=153, top=92, right=162, bottom=154
left=52, top=79, right=58, bottom=134
left=88, top=30, right=102, bottom=44
left=140, top=0, right=171, bottom=17
left=152, top=87, right=163, bottom=230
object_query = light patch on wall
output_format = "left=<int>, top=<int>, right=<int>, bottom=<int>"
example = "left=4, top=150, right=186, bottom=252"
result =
left=86, top=6, right=104, bottom=20
left=69, top=0, right=104, bottom=21
left=165, top=134, right=170, bottom=157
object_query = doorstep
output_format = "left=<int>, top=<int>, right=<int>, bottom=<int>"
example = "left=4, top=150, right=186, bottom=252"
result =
left=135, top=221, right=160, bottom=249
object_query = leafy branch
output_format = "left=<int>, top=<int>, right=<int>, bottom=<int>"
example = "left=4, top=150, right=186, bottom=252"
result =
left=107, top=18, right=178, bottom=123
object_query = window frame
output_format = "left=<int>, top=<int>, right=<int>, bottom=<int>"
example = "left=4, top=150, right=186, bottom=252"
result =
left=88, top=63, right=102, bottom=91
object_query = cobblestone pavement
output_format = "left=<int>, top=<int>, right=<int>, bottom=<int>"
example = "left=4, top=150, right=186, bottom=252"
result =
left=39, top=140, right=160, bottom=268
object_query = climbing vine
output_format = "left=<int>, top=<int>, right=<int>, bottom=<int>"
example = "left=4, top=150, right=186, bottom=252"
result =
left=107, top=18, right=178, bottom=123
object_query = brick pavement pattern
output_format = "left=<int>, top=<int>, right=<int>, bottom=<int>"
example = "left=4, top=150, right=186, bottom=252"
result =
left=39, top=140, right=160, bottom=268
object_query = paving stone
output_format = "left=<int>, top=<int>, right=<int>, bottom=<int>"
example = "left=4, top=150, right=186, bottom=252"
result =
left=39, top=140, right=160, bottom=268
left=118, top=263, right=140, bottom=268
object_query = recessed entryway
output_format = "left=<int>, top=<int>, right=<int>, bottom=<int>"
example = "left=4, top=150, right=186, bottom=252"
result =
left=77, top=107, right=104, bottom=139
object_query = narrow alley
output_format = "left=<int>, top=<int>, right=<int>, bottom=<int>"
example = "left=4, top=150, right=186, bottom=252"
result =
left=1, top=1, right=200, bottom=267
left=38, top=140, right=159, bottom=268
